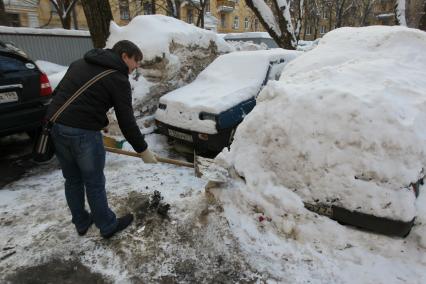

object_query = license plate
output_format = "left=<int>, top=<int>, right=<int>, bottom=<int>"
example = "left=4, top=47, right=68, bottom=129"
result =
left=168, top=129, right=193, bottom=142
left=0, top=91, right=18, bottom=104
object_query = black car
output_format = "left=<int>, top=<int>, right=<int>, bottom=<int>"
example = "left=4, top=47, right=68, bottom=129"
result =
left=0, top=41, right=52, bottom=137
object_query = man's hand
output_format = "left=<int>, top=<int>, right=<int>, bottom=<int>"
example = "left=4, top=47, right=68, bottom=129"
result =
left=140, top=149, right=158, bottom=163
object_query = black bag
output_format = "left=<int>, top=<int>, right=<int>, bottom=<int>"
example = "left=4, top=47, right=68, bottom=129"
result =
left=33, top=122, right=55, bottom=163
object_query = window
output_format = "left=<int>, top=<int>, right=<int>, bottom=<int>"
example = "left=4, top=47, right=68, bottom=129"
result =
left=206, top=0, right=210, bottom=12
left=233, top=16, right=239, bottom=29
left=221, top=14, right=226, bottom=28
left=244, top=17, right=249, bottom=30
left=143, top=2, right=152, bottom=15
left=305, top=26, right=311, bottom=35
left=6, top=13, right=21, bottom=27
left=320, top=25, right=326, bottom=34
left=0, top=55, right=27, bottom=73
left=254, top=19, right=259, bottom=31
left=322, top=8, right=328, bottom=19
left=187, top=9, right=193, bottom=24
left=119, top=0, right=130, bottom=20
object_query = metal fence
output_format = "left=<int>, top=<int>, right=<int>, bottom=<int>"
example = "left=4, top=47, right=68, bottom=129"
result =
left=0, top=31, right=93, bottom=66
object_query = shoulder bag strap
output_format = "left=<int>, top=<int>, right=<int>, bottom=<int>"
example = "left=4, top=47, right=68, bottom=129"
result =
left=50, top=69, right=116, bottom=123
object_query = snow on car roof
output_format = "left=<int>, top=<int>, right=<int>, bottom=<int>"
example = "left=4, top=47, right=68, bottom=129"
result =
left=224, top=32, right=273, bottom=39
left=155, top=49, right=300, bottom=133
left=223, top=26, right=426, bottom=223
left=105, top=15, right=230, bottom=61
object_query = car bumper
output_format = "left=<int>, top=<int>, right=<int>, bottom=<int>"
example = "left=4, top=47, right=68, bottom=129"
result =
left=155, top=120, right=235, bottom=153
left=0, top=104, right=48, bottom=136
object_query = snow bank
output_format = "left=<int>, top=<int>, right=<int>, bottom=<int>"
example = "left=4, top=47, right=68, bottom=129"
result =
left=226, top=40, right=268, bottom=51
left=105, top=15, right=230, bottom=62
left=105, top=15, right=231, bottom=121
left=36, top=60, right=67, bottom=76
left=212, top=26, right=426, bottom=282
left=0, top=26, right=89, bottom=36
left=224, top=26, right=426, bottom=221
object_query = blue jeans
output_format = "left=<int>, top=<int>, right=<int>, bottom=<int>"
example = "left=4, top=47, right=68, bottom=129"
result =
left=51, top=123, right=117, bottom=235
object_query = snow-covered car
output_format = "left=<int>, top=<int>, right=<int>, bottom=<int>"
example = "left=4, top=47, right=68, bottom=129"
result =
left=219, top=26, right=426, bottom=237
left=224, top=32, right=279, bottom=49
left=155, top=49, right=301, bottom=154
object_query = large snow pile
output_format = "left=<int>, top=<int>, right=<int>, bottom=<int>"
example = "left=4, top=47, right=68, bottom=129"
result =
left=36, top=60, right=68, bottom=89
left=223, top=26, right=426, bottom=221
left=210, top=25, right=426, bottom=282
left=105, top=15, right=231, bottom=121
left=106, top=15, right=229, bottom=62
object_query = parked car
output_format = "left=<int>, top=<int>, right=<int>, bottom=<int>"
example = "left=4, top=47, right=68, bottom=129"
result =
left=155, top=49, right=301, bottom=154
left=223, top=32, right=279, bottom=49
left=0, top=40, right=52, bottom=137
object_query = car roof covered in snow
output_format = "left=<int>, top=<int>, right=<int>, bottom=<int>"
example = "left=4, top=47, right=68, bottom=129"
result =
left=159, top=49, right=300, bottom=113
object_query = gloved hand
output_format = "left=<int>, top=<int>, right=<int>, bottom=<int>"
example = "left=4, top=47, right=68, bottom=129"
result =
left=140, top=149, right=158, bottom=163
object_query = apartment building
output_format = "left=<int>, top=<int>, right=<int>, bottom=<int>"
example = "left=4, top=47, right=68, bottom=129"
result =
left=111, top=0, right=263, bottom=33
left=2, top=0, right=262, bottom=33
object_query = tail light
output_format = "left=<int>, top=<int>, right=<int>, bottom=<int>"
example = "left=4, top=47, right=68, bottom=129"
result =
left=40, top=72, right=52, bottom=96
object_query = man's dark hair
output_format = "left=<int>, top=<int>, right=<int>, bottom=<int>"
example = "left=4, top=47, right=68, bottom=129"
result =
left=112, top=40, right=143, bottom=61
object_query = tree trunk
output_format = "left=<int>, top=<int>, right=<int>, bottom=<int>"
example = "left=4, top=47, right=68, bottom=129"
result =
left=72, top=6, right=79, bottom=30
left=394, top=0, right=407, bottom=25
left=81, top=0, right=114, bottom=48
left=0, top=0, right=10, bottom=26
left=50, top=0, right=78, bottom=29
left=151, top=0, right=156, bottom=14
left=419, top=0, right=426, bottom=30
left=245, top=0, right=295, bottom=50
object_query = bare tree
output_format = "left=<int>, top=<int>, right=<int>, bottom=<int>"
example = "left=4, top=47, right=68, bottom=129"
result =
left=49, top=0, right=79, bottom=29
left=81, top=0, right=114, bottom=48
left=395, top=0, right=407, bottom=25
left=185, top=0, right=208, bottom=28
left=0, top=0, right=10, bottom=26
left=358, top=0, right=377, bottom=26
left=245, top=0, right=304, bottom=49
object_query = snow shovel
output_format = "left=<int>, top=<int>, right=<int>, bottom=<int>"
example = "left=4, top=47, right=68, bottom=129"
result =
left=103, top=135, right=229, bottom=183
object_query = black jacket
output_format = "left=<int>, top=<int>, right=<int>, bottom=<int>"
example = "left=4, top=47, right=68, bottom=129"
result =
left=46, top=48, right=147, bottom=153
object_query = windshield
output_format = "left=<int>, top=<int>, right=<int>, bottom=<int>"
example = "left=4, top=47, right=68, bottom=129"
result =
left=0, top=54, right=27, bottom=74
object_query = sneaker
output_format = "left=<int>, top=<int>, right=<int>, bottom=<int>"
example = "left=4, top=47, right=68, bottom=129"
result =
left=77, top=218, right=93, bottom=236
left=102, top=214, right=134, bottom=239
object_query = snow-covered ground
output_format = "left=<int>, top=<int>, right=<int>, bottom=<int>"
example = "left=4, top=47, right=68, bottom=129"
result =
left=0, top=134, right=259, bottom=282
left=1, top=24, right=426, bottom=283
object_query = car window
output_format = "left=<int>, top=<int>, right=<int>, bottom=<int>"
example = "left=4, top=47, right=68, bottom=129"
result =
left=0, top=54, right=27, bottom=73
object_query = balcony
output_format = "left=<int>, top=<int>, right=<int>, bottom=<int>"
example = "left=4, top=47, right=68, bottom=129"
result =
left=217, top=0, right=235, bottom=13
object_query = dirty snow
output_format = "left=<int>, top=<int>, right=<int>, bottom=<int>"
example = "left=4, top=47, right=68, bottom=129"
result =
left=211, top=26, right=426, bottom=282
left=106, top=15, right=230, bottom=62
left=2, top=25, right=426, bottom=283
left=0, top=134, right=259, bottom=282
left=155, top=49, right=301, bottom=134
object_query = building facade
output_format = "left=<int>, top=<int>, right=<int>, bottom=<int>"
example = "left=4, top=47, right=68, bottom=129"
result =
left=110, top=0, right=264, bottom=33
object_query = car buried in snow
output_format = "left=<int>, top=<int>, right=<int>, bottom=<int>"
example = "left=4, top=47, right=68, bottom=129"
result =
left=154, top=49, right=301, bottom=154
